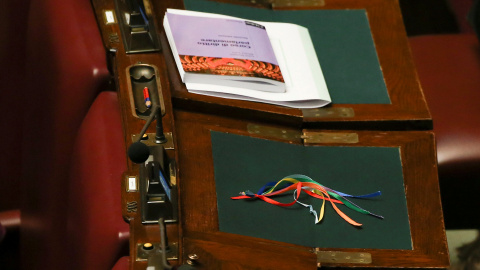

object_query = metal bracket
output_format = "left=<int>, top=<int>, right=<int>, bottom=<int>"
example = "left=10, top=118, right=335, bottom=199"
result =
left=315, top=249, right=371, bottom=265
left=302, top=131, right=359, bottom=144
left=233, top=0, right=325, bottom=8
left=132, top=132, right=174, bottom=150
left=136, top=242, right=178, bottom=261
left=247, top=124, right=358, bottom=144
left=139, top=155, right=178, bottom=224
left=114, top=0, right=161, bottom=53
left=271, top=0, right=325, bottom=8
left=247, top=124, right=302, bottom=143
left=302, top=107, right=355, bottom=118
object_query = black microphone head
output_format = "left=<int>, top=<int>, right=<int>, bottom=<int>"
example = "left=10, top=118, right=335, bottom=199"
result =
left=128, top=141, right=150, bottom=163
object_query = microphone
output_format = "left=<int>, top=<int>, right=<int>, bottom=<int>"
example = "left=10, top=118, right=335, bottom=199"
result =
left=128, top=104, right=166, bottom=164
left=126, top=103, right=179, bottom=270
left=127, top=141, right=150, bottom=164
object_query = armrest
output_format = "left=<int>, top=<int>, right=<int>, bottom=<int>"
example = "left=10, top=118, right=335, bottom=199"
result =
left=0, top=209, right=21, bottom=242
left=0, top=210, right=21, bottom=229
left=112, top=256, right=129, bottom=270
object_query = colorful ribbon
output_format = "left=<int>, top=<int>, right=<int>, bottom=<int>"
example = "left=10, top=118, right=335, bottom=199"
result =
left=231, top=174, right=383, bottom=226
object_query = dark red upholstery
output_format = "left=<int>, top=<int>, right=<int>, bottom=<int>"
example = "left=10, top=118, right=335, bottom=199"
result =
left=0, top=210, right=21, bottom=246
left=0, top=223, right=4, bottom=243
left=409, top=34, right=480, bottom=228
left=0, top=0, right=30, bottom=213
left=0, top=211, right=21, bottom=267
left=112, top=256, right=130, bottom=270
left=0, top=1, right=28, bottom=264
left=21, top=0, right=113, bottom=268
left=66, top=91, right=129, bottom=270
left=0, top=210, right=21, bottom=230
left=448, top=0, right=476, bottom=33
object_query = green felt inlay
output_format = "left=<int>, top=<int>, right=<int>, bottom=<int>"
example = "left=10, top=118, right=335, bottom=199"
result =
left=183, top=0, right=391, bottom=104
left=211, top=131, right=412, bottom=250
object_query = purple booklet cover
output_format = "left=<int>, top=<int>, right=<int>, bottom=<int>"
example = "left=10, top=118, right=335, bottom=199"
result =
left=166, top=12, right=284, bottom=83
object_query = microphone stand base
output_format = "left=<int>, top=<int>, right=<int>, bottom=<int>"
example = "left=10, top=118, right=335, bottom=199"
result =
left=132, top=132, right=174, bottom=149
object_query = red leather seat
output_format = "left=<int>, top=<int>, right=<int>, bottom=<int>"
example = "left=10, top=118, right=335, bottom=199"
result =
left=18, top=0, right=129, bottom=268
left=0, top=0, right=30, bottom=266
left=409, top=33, right=480, bottom=228
left=66, top=91, right=129, bottom=269
left=0, top=0, right=29, bottom=214
left=112, top=256, right=130, bottom=270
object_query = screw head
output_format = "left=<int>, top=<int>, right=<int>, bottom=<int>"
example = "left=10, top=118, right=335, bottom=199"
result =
left=188, top=254, right=199, bottom=260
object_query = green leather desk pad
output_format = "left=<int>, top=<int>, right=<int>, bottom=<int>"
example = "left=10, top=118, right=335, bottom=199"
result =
left=211, top=131, right=412, bottom=250
left=184, top=0, right=390, bottom=104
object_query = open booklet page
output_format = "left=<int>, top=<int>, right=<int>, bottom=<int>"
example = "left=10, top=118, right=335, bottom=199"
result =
left=164, top=9, right=331, bottom=109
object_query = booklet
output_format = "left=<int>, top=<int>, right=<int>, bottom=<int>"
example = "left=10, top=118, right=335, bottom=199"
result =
left=163, top=9, right=331, bottom=108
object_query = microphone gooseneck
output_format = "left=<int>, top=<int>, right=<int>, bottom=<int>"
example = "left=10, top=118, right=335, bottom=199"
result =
left=127, top=104, right=166, bottom=163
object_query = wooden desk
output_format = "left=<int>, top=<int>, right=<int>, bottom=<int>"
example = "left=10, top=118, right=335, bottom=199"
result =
left=175, top=111, right=447, bottom=269
left=90, top=0, right=447, bottom=268
left=162, top=0, right=432, bottom=131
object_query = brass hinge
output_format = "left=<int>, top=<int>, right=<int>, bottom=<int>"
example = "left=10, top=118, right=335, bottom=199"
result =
left=302, top=107, right=355, bottom=118
left=302, top=131, right=359, bottom=144
left=247, top=124, right=358, bottom=144
left=233, top=0, right=325, bottom=8
left=271, top=0, right=325, bottom=8
left=247, top=124, right=303, bottom=143
left=315, top=249, right=372, bottom=266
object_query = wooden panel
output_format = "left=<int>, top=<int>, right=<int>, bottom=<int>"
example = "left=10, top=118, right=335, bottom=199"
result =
left=91, top=1, right=183, bottom=269
left=174, top=110, right=448, bottom=268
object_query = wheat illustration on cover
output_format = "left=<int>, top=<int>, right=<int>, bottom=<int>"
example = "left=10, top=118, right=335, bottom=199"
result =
left=180, top=55, right=285, bottom=83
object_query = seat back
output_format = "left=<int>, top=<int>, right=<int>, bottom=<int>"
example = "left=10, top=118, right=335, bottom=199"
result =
left=0, top=0, right=30, bottom=212
left=66, top=92, right=129, bottom=269
left=21, top=0, right=111, bottom=268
